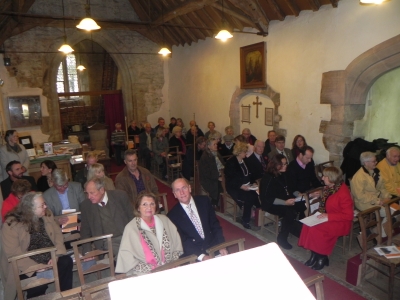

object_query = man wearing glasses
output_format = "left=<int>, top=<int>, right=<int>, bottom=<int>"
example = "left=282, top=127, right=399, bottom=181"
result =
left=43, top=169, right=85, bottom=225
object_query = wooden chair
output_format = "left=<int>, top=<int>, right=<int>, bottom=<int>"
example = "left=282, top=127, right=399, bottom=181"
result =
left=220, top=172, right=238, bottom=221
left=383, top=197, right=400, bottom=245
left=258, top=209, right=281, bottom=237
left=71, top=234, right=115, bottom=285
left=314, top=161, right=334, bottom=182
left=304, top=186, right=349, bottom=254
left=80, top=274, right=128, bottom=300
left=358, top=206, right=400, bottom=300
left=166, top=146, right=182, bottom=182
left=150, top=254, right=197, bottom=273
left=9, top=247, right=60, bottom=300
left=54, top=212, right=81, bottom=243
left=303, top=274, right=325, bottom=300
left=206, top=238, right=246, bottom=258
left=156, top=192, right=169, bottom=214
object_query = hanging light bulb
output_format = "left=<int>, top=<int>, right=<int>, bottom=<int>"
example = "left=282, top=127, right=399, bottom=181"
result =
left=59, top=0, right=74, bottom=54
left=76, top=1, right=101, bottom=31
left=77, top=18, right=101, bottom=31
left=359, top=0, right=387, bottom=4
left=215, top=0, right=233, bottom=42
left=158, top=47, right=171, bottom=56
left=215, top=29, right=233, bottom=42
left=58, top=37, right=74, bottom=54
left=77, top=65, right=86, bottom=71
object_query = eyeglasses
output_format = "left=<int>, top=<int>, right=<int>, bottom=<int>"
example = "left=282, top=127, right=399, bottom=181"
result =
left=281, top=163, right=288, bottom=166
left=141, top=202, right=156, bottom=207
left=54, top=182, right=68, bottom=189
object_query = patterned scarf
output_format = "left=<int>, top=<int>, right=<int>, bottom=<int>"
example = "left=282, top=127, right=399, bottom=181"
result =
left=318, top=182, right=342, bottom=213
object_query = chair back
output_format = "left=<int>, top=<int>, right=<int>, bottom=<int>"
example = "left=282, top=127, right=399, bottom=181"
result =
left=315, top=161, right=334, bottom=181
left=303, top=274, right=325, bottom=300
left=9, top=247, right=60, bottom=300
left=206, top=238, right=246, bottom=258
left=357, top=206, right=382, bottom=253
left=71, top=234, right=115, bottom=285
left=383, top=197, right=400, bottom=245
left=304, top=187, right=324, bottom=217
left=156, top=193, right=169, bottom=214
left=150, top=254, right=197, bottom=273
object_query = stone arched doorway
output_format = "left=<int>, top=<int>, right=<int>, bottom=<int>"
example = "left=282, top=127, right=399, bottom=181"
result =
left=229, top=85, right=282, bottom=135
left=320, top=34, right=400, bottom=164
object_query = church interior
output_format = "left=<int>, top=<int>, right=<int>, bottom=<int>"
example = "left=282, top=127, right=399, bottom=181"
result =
left=0, top=0, right=399, bottom=299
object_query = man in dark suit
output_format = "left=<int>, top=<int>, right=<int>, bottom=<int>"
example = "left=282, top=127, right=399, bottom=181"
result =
left=182, top=136, right=206, bottom=180
left=218, top=135, right=234, bottom=160
left=242, top=128, right=257, bottom=146
left=245, top=139, right=268, bottom=182
left=287, top=146, right=322, bottom=196
left=268, top=135, right=294, bottom=163
left=0, top=160, right=37, bottom=199
left=167, top=178, right=227, bottom=261
left=139, top=122, right=155, bottom=169
left=263, top=130, right=277, bottom=157
left=80, top=177, right=134, bottom=256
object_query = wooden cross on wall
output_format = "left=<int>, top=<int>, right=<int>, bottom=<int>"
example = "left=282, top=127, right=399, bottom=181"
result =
left=253, top=96, right=262, bottom=118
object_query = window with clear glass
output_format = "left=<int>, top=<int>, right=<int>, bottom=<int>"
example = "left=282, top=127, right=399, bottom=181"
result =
left=57, top=54, right=79, bottom=94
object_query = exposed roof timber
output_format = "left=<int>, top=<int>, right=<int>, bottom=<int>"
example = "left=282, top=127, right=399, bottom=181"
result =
left=307, top=0, right=322, bottom=11
left=211, top=2, right=257, bottom=28
left=285, top=0, right=300, bottom=16
left=265, top=0, right=284, bottom=21
left=127, top=0, right=151, bottom=22
left=329, top=0, right=339, bottom=8
left=227, top=0, right=269, bottom=31
left=152, top=0, right=218, bottom=26
left=187, top=11, right=214, bottom=37
left=180, top=13, right=207, bottom=40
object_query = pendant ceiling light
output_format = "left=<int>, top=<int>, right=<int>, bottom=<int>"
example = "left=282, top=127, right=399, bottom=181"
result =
left=359, top=0, right=388, bottom=4
left=76, top=0, right=101, bottom=31
left=158, top=4, right=171, bottom=56
left=76, top=46, right=86, bottom=71
left=215, top=0, right=233, bottom=42
left=58, top=0, right=74, bottom=54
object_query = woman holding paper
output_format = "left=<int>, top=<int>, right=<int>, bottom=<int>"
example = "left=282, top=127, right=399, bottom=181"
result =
left=116, top=192, right=183, bottom=275
left=259, top=154, right=304, bottom=250
left=0, top=192, right=73, bottom=300
left=298, top=166, right=353, bottom=270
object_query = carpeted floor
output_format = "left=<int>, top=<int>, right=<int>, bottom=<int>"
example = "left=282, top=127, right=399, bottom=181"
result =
left=154, top=178, right=367, bottom=300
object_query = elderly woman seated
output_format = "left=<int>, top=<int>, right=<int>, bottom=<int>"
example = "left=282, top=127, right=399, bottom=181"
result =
left=350, top=151, right=391, bottom=236
left=199, top=138, right=225, bottom=208
left=116, top=192, right=183, bottom=275
left=0, top=192, right=73, bottom=299
left=298, top=167, right=353, bottom=270
left=169, top=126, right=187, bottom=158
left=87, top=163, right=115, bottom=190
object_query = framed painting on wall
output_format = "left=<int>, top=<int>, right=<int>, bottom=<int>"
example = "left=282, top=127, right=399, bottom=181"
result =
left=265, top=108, right=273, bottom=126
left=240, top=42, right=266, bottom=89
left=8, top=95, right=42, bottom=128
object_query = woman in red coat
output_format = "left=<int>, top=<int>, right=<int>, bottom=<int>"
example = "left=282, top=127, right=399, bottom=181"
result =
left=298, top=166, right=353, bottom=270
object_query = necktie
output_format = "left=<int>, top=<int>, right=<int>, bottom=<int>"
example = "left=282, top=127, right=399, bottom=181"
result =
left=260, top=156, right=267, bottom=172
left=187, top=204, right=204, bottom=239
left=100, top=201, right=106, bottom=207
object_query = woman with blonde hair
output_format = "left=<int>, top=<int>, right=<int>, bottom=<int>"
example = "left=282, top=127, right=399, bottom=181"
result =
left=224, top=142, right=260, bottom=229
left=87, top=163, right=115, bottom=190
left=298, top=166, right=353, bottom=270
left=176, top=118, right=188, bottom=138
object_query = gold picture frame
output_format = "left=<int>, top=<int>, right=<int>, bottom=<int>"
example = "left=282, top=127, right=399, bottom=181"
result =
left=240, top=42, right=266, bottom=89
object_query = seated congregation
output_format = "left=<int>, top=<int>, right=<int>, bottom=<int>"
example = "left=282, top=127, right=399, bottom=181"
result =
left=1, top=117, right=400, bottom=299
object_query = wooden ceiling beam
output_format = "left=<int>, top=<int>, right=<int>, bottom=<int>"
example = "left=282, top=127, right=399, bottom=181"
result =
left=211, top=2, right=257, bottom=27
left=307, top=0, right=321, bottom=11
left=127, top=0, right=151, bottom=22
left=227, top=0, right=269, bottom=29
left=152, top=0, right=218, bottom=26
left=264, top=0, right=284, bottom=21
left=187, top=11, right=214, bottom=37
left=180, top=14, right=207, bottom=40
left=285, top=0, right=300, bottom=17
left=329, top=0, right=339, bottom=8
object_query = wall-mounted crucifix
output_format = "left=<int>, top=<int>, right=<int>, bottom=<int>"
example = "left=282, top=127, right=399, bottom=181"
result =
left=253, top=96, right=262, bottom=118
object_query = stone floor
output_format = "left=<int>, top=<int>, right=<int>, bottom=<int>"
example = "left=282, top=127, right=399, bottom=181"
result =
left=218, top=210, right=400, bottom=300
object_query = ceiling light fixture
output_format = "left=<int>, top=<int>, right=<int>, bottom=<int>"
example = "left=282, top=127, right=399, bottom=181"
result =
left=58, top=0, right=74, bottom=54
left=215, top=0, right=233, bottom=42
left=359, top=0, right=388, bottom=4
left=158, top=4, right=171, bottom=56
left=76, top=46, right=86, bottom=71
left=76, top=0, right=101, bottom=31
